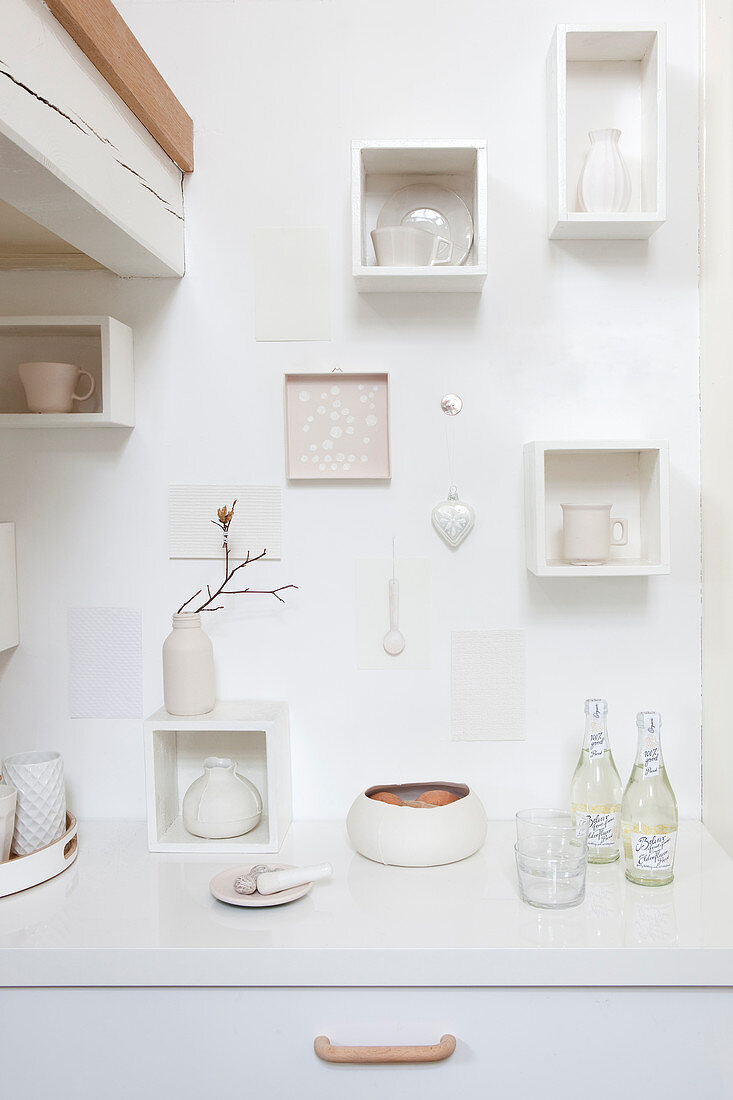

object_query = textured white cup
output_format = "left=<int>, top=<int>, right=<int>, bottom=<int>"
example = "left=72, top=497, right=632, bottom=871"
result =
left=561, top=504, right=628, bottom=565
left=0, top=783, right=17, bottom=862
left=1, top=752, right=66, bottom=857
left=370, top=226, right=440, bottom=266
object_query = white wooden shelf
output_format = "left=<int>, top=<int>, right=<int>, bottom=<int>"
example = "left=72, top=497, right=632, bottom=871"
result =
left=548, top=25, right=666, bottom=239
left=0, top=523, right=19, bottom=651
left=352, top=140, right=487, bottom=292
left=524, top=441, right=670, bottom=576
left=144, top=702, right=292, bottom=854
left=0, top=316, right=134, bottom=427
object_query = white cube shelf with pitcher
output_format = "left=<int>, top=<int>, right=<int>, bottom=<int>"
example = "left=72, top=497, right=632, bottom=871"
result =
left=523, top=441, right=670, bottom=576
left=0, top=316, right=134, bottom=427
left=143, top=702, right=292, bottom=854
left=547, top=25, right=666, bottom=239
left=352, top=140, right=488, bottom=292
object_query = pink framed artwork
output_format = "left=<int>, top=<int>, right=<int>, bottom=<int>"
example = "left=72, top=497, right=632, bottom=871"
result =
left=284, top=372, right=391, bottom=480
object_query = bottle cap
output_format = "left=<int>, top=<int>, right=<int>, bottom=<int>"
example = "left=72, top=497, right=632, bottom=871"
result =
left=637, top=710, right=662, bottom=728
left=584, top=698, right=607, bottom=716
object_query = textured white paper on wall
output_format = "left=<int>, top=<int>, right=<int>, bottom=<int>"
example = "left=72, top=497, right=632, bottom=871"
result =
left=169, top=486, right=282, bottom=560
left=254, top=228, right=331, bottom=341
left=356, top=558, right=431, bottom=670
left=451, top=630, right=525, bottom=741
left=68, top=608, right=143, bottom=719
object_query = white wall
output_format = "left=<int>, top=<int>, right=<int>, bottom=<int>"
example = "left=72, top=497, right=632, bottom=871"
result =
left=0, top=0, right=701, bottom=822
left=701, top=0, right=733, bottom=854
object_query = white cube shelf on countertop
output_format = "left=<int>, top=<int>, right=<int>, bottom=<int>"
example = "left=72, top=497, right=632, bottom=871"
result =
left=524, top=441, right=670, bottom=576
left=0, top=316, right=134, bottom=427
left=144, top=702, right=292, bottom=854
left=0, top=523, right=19, bottom=651
left=547, top=26, right=666, bottom=239
left=352, top=140, right=488, bottom=292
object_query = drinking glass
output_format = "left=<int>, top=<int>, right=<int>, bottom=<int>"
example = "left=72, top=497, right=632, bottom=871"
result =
left=516, top=808, right=589, bottom=847
left=515, top=834, right=588, bottom=910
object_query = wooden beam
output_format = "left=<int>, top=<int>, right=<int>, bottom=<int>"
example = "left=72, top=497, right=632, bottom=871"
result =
left=44, top=0, right=194, bottom=173
left=0, top=0, right=185, bottom=276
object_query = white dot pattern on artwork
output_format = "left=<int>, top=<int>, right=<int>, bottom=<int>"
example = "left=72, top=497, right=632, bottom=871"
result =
left=288, top=376, right=388, bottom=478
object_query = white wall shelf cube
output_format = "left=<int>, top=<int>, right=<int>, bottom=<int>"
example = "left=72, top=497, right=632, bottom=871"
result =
left=547, top=25, right=666, bottom=239
left=144, top=702, right=292, bottom=854
left=352, top=140, right=488, bottom=292
left=0, top=523, right=19, bottom=651
left=524, top=441, right=670, bottom=577
left=0, top=316, right=134, bottom=427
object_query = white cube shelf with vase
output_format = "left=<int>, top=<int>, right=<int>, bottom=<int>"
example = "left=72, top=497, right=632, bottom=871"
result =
left=144, top=702, right=292, bottom=854
left=0, top=316, right=134, bottom=427
left=352, top=140, right=488, bottom=292
left=547, top=25, right=666, bottom=239
left=524, top=441, right=670, bottom=577
left=0, top=522, right=19, bottom=651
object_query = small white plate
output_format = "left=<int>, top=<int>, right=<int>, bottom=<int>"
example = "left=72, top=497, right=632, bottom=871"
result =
left=209, top=863, right=313, bottom=908
left=377, top=184, right=473, bottom=265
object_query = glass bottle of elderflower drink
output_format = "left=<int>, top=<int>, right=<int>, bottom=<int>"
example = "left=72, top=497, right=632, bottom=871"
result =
left=622, top=712, right=678, bottom=887
left=570, top=698, right=623, bottom=863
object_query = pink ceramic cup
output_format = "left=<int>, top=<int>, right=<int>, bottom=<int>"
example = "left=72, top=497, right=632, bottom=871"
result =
left=18, top=361, right=96, bottom=414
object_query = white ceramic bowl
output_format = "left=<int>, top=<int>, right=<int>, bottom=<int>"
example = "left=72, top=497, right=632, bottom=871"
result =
left=346, top=782, right=487, bottom=867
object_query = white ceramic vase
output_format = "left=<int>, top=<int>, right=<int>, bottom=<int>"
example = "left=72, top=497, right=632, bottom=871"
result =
left=577, top=129, right=631, bottom=214
left=162, top=612, right=215, bottom=716
left=1, top=751, right=66, bottom=857
left=182, top=757, right=262, bottom=839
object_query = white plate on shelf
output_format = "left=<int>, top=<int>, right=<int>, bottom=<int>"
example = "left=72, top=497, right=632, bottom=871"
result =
left=209, top=863, right=313, bottom=908
left=377, top=184, right=473, bottom=266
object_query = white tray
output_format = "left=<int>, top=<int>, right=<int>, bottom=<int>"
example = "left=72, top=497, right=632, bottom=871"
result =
left=0, top=812, right=78, bottom=898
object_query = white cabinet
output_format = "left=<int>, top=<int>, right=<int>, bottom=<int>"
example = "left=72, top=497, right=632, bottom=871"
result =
left=0, top=987, right=730, bottom=1099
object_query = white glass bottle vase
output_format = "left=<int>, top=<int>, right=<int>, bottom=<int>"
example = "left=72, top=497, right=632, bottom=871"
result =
left=162, top=612, right=215, bottom=716
left=577, top=129, right=632, bottom=214
left=621, top=712, right=678, bottom=887
left=570, top=698, right=623, bottom=864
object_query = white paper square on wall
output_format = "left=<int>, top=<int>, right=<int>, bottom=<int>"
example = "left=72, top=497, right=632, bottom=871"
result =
left=68, top=608, right=143, bottom=719
left=356, top=558, right=431, bottom=670
left=169, top=486, right=282, bottom=560
left=254, top=228, right=331, bottom=341
left=451, top=630, right=526, bottom=741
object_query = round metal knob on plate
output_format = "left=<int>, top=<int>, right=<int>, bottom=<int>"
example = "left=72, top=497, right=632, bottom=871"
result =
left=440, top=394, right=462, bottom=415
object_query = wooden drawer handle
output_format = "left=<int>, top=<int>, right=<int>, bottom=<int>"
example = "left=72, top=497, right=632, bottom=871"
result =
left=314, top=1034, right=456, bottom=1064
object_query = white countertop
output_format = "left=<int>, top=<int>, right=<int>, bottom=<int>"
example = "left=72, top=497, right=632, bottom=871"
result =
left=1, top=820, right=732, bottom=988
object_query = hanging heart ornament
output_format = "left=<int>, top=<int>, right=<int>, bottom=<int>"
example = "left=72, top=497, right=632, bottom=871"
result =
left=431, top=485, right=475, bottom=547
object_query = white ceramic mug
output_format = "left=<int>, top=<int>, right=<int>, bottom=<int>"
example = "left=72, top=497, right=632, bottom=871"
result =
left=561, top=504, right=628, bottom=565
left=1, top=751, right=66, bottom=857
left=18, top=361, right=96, bottom=414
left=370, top=226, right=441, bottom=266
left=0, top=783, right=17, bottom=863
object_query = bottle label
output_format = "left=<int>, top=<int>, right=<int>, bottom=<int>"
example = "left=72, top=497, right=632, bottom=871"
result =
left=588, top=729, right=606, bottom=760
left=575, top=808, right=619, bottom=847
left=632, top=830, right=676, bottom=870
left=642, top=714, right=660, bottom=778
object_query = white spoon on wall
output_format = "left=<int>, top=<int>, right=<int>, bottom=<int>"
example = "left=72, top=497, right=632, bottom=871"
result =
left=383, top=536, right=405, bottom=656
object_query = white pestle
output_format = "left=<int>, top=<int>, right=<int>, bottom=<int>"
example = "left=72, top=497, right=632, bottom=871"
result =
left=256, top=862, right=333, bottom=896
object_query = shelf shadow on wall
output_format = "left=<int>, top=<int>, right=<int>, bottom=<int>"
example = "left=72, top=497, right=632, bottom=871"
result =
left=524, top=572, right=650, bottom=620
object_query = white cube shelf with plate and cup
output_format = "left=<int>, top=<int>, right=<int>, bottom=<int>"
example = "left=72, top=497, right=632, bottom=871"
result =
left=547, top=25, right=666, bottom=240
left=523, top=441, right=670, bottom=576
left=352, top=140, right=488, bottom=292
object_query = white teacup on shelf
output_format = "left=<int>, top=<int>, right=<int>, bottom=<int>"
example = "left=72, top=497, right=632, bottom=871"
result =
left=1, top=751, right=66, bottom=857
left=0, top=784, right=17, bottom=863
left=18, top=361, right=96, bottom=414
left=561, top=503, right=628, bottom=565
left=370, top=226, right=440, bottom=266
